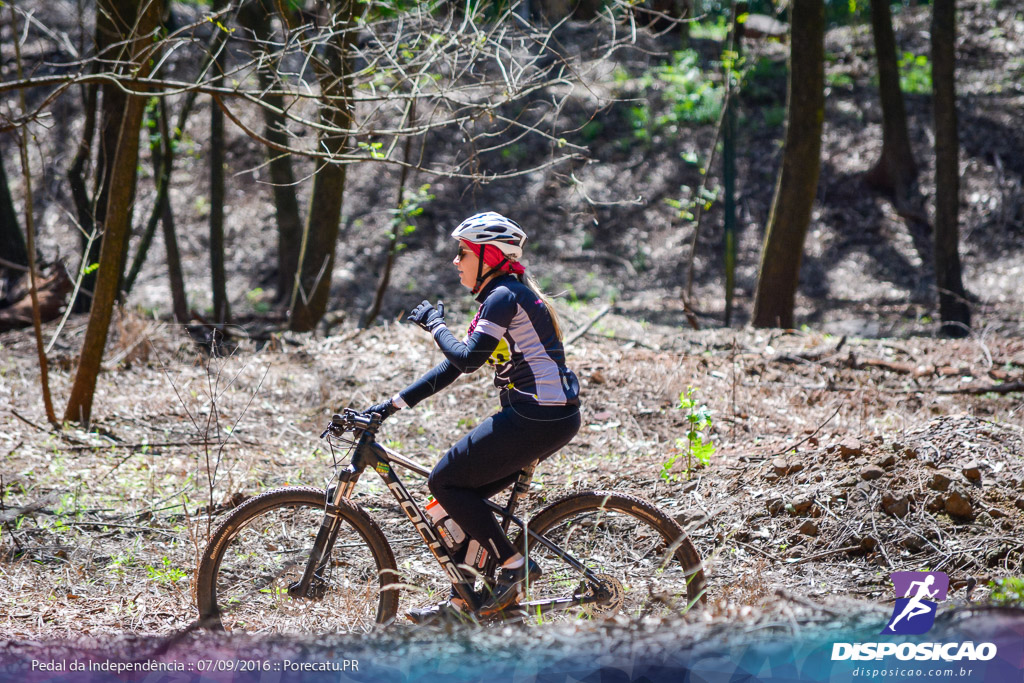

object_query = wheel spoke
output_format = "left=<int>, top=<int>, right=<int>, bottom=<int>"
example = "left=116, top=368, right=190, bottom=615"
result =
left=196, top=488, right=397, bottom=634
left=523, top=492, right=705, bottom=624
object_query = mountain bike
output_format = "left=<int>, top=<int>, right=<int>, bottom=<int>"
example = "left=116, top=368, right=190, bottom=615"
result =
left=194, top=409, right=706, bottom=633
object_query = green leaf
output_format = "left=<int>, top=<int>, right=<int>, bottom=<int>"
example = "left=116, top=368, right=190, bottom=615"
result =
left=692, top=441, right=715, bottom=466
left=84, top=263, right=100, bottom=275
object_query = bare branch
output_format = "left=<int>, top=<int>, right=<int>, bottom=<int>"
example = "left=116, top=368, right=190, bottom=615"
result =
left=3, top=1, right=648, bottom=193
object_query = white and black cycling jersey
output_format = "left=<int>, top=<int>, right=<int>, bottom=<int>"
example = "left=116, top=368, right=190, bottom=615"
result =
left=399, top=274, right=580, bottom=408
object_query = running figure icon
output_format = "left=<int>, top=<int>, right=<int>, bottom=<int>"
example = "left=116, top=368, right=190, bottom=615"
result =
left=882, top=571, right=949, bottom=635
left=887, top=575, right=938, bottom=632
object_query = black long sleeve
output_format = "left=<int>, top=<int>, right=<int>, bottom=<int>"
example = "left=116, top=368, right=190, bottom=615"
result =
left=398, top=359, right=463, bottom=408
left=431, top=326, right=500, bottom=373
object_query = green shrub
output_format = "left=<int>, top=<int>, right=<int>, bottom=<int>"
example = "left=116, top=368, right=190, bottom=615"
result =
left=661, top=386, right=715, bottom=481
left=627, top=50, right=723, bottom=141
left=988, top=577, right=1024, bottom=606
left=899, top=52, right=932, bottom=94
left=827, top=71, right=854, bottom=88
left=691, top=15, right=729, bottom=41
left=655, top=50, right=724, bottom=125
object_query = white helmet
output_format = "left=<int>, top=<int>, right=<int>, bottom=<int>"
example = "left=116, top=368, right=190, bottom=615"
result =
left=451, top=211, right=526, bottom=259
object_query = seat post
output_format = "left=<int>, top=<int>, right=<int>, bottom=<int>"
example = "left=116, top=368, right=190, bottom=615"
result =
left=500, top=460, right=538, bottom=535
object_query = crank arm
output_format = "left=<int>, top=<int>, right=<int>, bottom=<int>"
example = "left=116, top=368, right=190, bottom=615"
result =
left=496, top=593, right=605, bottom=618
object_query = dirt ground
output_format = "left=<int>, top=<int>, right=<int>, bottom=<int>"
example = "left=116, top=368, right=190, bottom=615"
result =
left=1, top=312, right=1022, bottom=638
left=1, top=0, right=1023, bottom=647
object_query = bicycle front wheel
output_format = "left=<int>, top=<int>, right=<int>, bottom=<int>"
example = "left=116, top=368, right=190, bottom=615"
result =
left=195, top=487, right=398, bottom=633
left=520, top=491, right=706, bottom=622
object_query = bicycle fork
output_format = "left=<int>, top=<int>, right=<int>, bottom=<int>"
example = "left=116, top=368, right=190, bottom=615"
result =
left=287, top=464, right=360, bottom=600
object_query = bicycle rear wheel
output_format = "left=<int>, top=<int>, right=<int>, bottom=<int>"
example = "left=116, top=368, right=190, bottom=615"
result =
left=195, top=487, right=398, bottom=633
left=519, top=491, right=706, bottom=622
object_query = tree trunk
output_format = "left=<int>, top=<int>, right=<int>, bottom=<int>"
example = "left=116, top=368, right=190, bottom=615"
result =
left=72, top=0, right=144, bottom=313
left=65, top=0, right=162, bottom=425
left=751, top=0, right=825, bottom=329
left=156, top=98, right=189, bottom=325
left=126, top=8, right=221, bottom=319
left=722, top=3, right=745, bottom=327
left=238, top=1, right=303, bottom=305
left=68, top=85, right=101, bottom=314
left=289, top=0, right=355, bottom=332
left=865, top=0, right=918, bottom=201
left=122, top=104, right=166, bottom=299
left=0, top=141, right=29, bottom=268
left=16, top=132, right=57, bottom=424
left=9, top=4, right=58, bottom=425
left=209, top=0, right=231, bottom=325
left=363, top=100, right=416, bottom=329
left=931, top=0, right=970, bottom=337
left=66, top=81, right=98, bottom=297
left=123, top=99, right=174, bottom=300
left=65, top=1, right=98, bottom=283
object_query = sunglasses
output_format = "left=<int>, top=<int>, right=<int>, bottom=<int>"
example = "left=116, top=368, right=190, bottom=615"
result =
left=455, top=247, right=472, bottom=261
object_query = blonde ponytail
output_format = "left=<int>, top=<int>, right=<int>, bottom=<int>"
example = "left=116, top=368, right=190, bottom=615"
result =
left=521, top=272, right=564, bottom=341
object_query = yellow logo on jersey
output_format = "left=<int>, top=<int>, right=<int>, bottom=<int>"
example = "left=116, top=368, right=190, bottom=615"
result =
left=488, top=337, right=512, bottom=366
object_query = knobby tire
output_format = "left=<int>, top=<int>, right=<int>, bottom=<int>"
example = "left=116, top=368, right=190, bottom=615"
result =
left=517, top=490, right=707, bottom=622
left=195, top=486, right=398, bottom=633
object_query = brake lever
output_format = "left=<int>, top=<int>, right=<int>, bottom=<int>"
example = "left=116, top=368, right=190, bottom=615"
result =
left=321, top=409, right=380, bottom=440
left=321, top=412, right=349, bottom=439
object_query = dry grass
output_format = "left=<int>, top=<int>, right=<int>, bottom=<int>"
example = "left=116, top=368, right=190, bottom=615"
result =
left=1, top=311, right=1023, bottom=637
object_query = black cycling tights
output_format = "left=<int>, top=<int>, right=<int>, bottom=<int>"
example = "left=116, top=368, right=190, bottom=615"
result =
left=428, top=402, right=581, bottom=564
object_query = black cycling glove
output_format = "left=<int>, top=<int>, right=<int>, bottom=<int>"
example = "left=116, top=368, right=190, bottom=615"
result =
left=408, top=300, right=445, bottom=333
left=364, top=399, right=399, bottom=420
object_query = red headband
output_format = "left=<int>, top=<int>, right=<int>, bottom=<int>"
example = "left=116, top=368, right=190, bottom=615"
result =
left=462, top=240, right=525, bottom=275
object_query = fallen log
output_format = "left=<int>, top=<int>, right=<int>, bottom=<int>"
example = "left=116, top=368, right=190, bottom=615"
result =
left=0, top=263, right=71, bottom=332
left=937, top=380, right=1024, bottom=395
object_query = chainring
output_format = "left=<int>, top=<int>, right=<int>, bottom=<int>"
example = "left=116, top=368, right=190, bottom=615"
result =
left=577, top=573, right=624, bottom=618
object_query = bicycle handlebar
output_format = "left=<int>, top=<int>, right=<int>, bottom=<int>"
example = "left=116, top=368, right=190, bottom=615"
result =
left=320, top=408, right=382, bottom=439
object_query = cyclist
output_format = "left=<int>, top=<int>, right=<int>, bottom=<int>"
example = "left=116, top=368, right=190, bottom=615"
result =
left=363, top=211, right=581, bottom=622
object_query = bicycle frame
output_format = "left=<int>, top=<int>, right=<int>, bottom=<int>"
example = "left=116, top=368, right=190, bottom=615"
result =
left=290, top=414, right=606, bottom=615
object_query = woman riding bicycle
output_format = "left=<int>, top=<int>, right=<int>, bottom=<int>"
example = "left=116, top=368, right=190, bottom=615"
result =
left=363, top=211, right=581, bottom=622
